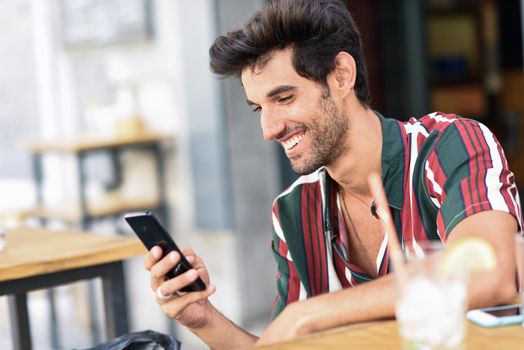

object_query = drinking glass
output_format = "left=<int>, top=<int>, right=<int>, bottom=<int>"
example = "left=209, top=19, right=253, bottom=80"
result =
left=395, top=240, right=467, bottom=350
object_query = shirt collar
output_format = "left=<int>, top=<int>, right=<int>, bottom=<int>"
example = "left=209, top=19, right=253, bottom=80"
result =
left=375, top=111, right=404, bottom=209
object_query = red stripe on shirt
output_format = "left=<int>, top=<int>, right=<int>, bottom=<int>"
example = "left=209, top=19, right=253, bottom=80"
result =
left=300, top=184, right=314, bottom=295
left=400, top=123, right=413, bottom=243
left=333, top=250, right=351, bottom=288
left=276, top=237, right=301, bottom=305
left=309, top=183, right=321, bottom=295
left=314, top=183, right=329, bottom=294
left=466, top=122, right=490, bottom=211
left=286, top=258, right=300, bottom=305
left=436, top=211, right=447, bottom=241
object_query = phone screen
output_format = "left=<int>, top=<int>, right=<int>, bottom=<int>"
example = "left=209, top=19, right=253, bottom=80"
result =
left=484, top=306, right=521, bottom=317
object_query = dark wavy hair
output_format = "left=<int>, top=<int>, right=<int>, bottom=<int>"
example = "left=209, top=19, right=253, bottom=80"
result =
left=209, top=0, right=371, bottom=105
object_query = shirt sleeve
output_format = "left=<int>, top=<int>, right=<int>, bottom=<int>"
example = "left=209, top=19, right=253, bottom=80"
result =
left=424, top=118, right=522, bottom=238
left=270, top=202, right=303, bottom=320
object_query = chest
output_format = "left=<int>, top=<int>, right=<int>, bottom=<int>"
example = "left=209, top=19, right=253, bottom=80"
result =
left=339, top=199, right=385, bottom=277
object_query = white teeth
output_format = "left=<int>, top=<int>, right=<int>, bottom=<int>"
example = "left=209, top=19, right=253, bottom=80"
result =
left=282, top=134, right=304, bottom=150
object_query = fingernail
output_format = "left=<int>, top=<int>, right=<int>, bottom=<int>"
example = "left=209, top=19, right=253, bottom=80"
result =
left=170, top=251, right=178, bottom=262
left=151, top=247, right=160, bottom=258
left=186, top=269, right=197, bottom=279
left=186, top=255, right=195, bottom=263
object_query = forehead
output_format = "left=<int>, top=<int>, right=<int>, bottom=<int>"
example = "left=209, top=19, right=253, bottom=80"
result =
left=241, top=49, right=315, bottom=101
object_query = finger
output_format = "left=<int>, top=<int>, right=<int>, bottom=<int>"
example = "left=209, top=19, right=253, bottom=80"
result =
left=156, top=284, right=176, bottom=302
left=186, top=254, right=195, bottom=264
left=180, top=247, right=199, bottom=266
left=150, top=251, right=181, bottom=289
left=162, top=284, right=216, bottom=319
left=160, top=268, right=201, bottom=296
left=181, top=247, right=195, bottom=256
left=144, top=246, right=163, bottom=271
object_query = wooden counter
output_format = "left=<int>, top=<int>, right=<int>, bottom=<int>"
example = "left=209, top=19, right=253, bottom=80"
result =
left=259, top=319, right=524, bottom=350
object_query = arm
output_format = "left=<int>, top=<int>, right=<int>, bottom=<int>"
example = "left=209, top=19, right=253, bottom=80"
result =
left=256, top=210, right=518, bottom=346
left=257, top=270, right=397, bottom=345
left=145, top=246, right=258, bottom=349
left=447, top=210, right=518, bottom=308
left=187, top=306, right=259, bottom=350
left=426, top=118, right=520, bottom=307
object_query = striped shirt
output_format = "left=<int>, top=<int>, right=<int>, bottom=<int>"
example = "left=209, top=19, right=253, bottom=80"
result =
left=270, top=112, right=522, bottom=319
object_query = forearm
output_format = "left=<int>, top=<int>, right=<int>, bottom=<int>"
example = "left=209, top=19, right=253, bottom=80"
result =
left=467, top=271, right=517, bottom=310
left=300, top=264, right=517, bottom=335
left=289, top=274, right=398, bottom=335
left=190, top=304, right=258, bottom=350
left=256, top=274, right=397, bottom=345
left=292, top=247, right=517, bottom=337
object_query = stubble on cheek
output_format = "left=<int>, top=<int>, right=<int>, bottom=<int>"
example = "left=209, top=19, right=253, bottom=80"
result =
left=289, top=99, right=348, bottom=175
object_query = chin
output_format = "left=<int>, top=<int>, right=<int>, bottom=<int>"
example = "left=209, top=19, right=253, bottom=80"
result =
left=290, top=161, right=322, bottom=175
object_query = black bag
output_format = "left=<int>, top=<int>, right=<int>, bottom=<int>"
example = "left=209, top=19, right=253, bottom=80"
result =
left=78, top=330, right=181, bottom=350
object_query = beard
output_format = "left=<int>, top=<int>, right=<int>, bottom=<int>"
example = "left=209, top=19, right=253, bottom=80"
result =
left=289, top=93, right=349, bottom=175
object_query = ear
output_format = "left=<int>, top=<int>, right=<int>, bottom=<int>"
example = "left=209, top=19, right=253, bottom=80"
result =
left=328, top=52, right=357, bottom=99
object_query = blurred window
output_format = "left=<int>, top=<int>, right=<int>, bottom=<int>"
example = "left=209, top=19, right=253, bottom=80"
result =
left=0, top=0, right=37, bottom=178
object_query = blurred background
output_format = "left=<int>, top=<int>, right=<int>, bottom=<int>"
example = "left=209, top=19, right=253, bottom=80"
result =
left=0, top=0, right=523, bottom=349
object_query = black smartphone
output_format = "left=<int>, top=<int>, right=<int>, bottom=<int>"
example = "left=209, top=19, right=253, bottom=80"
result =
left=124, top=211, right=206, bottom=292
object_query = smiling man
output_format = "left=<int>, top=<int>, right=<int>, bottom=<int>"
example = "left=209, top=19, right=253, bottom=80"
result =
left=144, top=0, right=522, bottom=348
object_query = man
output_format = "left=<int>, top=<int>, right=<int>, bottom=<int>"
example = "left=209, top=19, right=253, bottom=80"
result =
left=145, top=0, right=522, bottom=348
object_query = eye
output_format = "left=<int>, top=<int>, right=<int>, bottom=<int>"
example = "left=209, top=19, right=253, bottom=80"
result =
left=252, top=106, right=261, bottom=114
left=278, top=95, right=293, bottom=104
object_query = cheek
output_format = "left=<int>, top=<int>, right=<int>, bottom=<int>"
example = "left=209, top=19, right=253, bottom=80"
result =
left=285, top=104, right=300, bottom=118
left=287, top=97, right=319, bottom=122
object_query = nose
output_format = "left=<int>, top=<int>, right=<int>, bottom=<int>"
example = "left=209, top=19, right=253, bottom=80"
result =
left=260, top=107, right=285, bottom=141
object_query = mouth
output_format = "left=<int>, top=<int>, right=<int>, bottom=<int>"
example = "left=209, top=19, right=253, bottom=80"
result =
left=280, top=132, right=305, bottom=151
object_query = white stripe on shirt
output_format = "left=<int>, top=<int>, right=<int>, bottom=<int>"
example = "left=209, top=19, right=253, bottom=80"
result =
left=479, top=123, right=510, bottom=213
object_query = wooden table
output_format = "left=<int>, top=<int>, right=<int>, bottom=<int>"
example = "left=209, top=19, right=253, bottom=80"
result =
left=22, top=132, right=172, bottom=153
left=22, top=131, right=172, bottom=226
left=0, top=228, right=145, bottom=350
left=259, top=319, right=524, bottom=349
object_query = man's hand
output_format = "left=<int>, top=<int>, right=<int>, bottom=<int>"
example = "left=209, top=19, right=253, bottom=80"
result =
left=144, top=246, right=216, bottom=329
left=145, top=246, right=258, bottom=350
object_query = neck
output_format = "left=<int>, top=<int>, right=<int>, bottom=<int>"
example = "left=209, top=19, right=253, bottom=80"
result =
left=326, top=102, right=382, bottom=198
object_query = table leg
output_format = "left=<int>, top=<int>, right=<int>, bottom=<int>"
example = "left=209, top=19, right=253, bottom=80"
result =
left=77, top=152, right=89, bottom=229
left=46, top=289, right=61, bottom=349
left=107, top=148, right=123, bottom=190
left=87, top=280, right=102, bottom=345
left=31, top=153, right=43, bottom=204
left=8, top=293, right=32, bottom=350
left=101, top=262, right=129, bottom=340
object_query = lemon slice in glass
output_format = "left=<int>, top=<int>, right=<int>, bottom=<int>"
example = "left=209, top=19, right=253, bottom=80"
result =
left=439, top=237, right=497, bottom=277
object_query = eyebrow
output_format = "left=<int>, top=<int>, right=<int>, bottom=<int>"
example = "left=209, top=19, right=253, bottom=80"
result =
left=246, top=85, right=297, bottom=106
